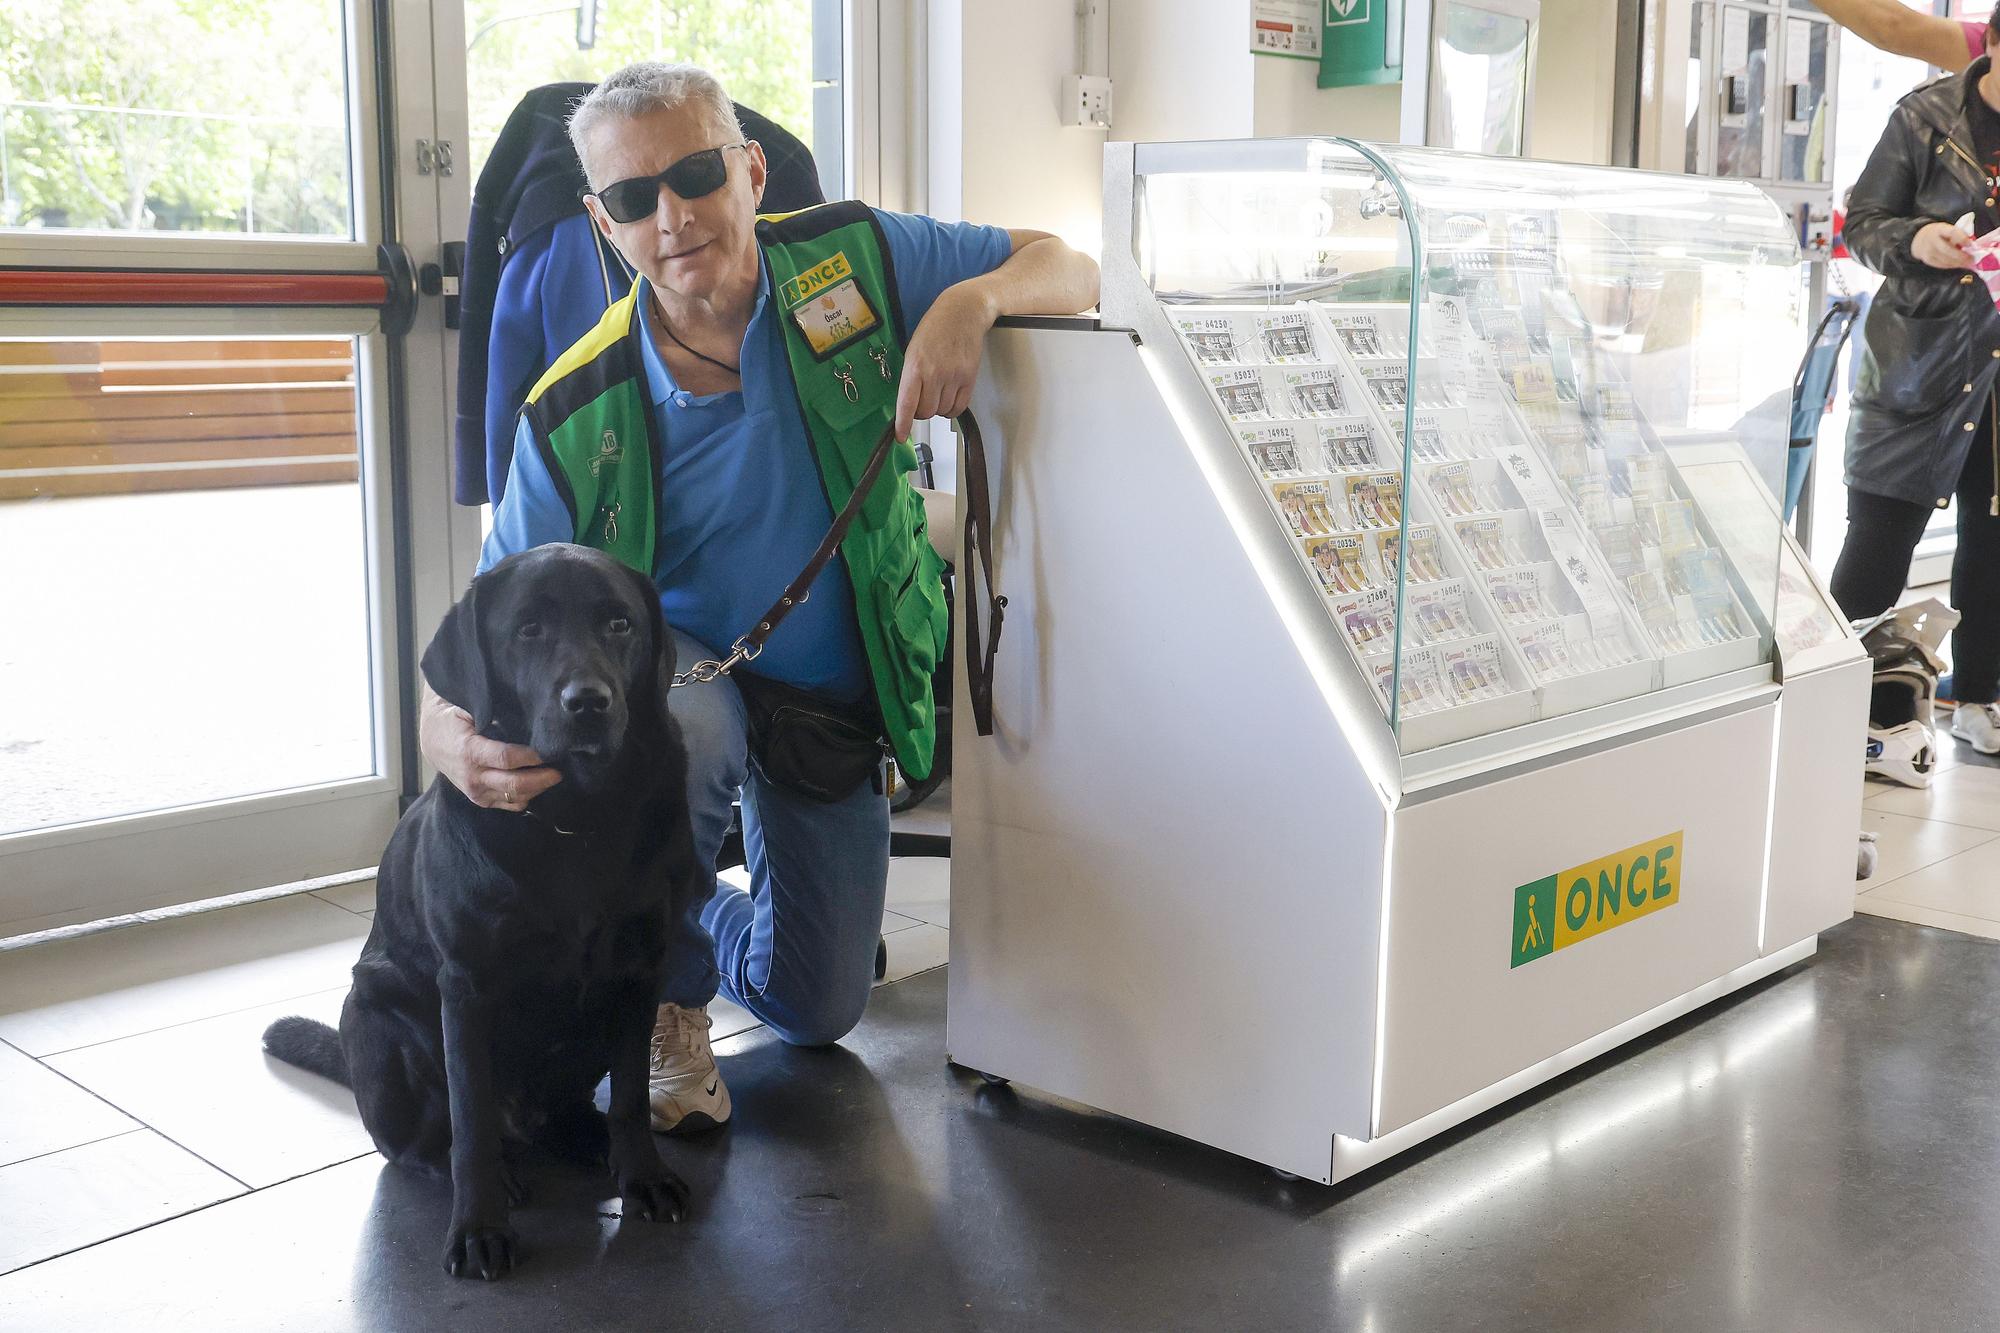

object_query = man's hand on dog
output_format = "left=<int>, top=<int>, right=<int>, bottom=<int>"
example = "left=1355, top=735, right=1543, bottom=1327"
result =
left=419, top=683, right=562, bottom=812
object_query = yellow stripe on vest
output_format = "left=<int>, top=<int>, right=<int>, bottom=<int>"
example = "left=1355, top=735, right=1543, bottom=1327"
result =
left=525, top=284, right=640, bottom=406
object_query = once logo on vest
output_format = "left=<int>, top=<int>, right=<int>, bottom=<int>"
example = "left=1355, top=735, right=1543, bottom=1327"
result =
left=785, top=251, right=854, bottom=308
left=1509, top=831, right=1682, bottom=969
left=588, top=429, right=623, bottom=476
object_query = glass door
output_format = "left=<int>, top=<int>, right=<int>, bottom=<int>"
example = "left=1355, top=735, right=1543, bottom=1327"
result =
left=0, top=0, right=474, bottom=934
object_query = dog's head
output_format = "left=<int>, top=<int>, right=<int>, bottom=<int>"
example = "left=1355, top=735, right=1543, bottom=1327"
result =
left=421, top=545, right=674, bottom=793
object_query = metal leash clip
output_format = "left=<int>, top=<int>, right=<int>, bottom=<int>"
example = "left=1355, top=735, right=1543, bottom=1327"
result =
left=670, top=632, right=768, bottom=689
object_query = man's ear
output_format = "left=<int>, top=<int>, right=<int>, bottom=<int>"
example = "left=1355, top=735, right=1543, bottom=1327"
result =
left=582, top=192, right=617, bottom=242
left=744, top=140, right=768, bottom=210
left=420, top=575, right=494, bottom=730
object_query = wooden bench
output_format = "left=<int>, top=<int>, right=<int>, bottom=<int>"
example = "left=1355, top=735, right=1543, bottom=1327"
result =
left=0, top=339, right=361, bottom=500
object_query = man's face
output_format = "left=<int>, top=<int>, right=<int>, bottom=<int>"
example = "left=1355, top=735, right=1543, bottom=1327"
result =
left=582, top=103, right=768, bottom=306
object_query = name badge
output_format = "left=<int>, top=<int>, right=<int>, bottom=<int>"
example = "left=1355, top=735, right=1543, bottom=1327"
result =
left=788, top=277, right=880, bottom=359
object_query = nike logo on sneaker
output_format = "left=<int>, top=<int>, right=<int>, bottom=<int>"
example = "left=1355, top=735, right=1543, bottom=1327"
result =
left=704, top=1080, right=719, bottom=1097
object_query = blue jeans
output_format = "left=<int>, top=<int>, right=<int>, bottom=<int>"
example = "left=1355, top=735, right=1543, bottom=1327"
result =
left=658, top=629, right=893, bottom=1046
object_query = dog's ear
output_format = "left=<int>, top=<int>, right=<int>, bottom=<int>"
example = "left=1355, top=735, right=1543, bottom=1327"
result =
left=420, top=574, right=494, bottom=730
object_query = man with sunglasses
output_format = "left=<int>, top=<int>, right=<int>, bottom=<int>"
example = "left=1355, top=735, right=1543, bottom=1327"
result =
left=419, top=61, right=1098, bottom=1134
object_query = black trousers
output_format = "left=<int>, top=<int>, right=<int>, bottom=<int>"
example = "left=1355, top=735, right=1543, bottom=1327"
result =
left=1830, top=422, right=2000, bottom=705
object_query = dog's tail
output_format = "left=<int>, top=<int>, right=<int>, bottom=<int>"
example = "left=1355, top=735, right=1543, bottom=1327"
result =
left=261, top=1016, right=351, bottom=1087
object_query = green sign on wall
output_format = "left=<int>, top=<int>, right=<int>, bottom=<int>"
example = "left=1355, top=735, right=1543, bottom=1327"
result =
left=1318, top=0, right=1405, bottom=89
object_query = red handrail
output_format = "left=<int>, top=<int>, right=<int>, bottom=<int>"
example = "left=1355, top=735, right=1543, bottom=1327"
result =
left=0, top=269, right=390, bottom=307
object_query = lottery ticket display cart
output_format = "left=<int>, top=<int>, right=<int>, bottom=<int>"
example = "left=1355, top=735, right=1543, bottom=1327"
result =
left=944, top=139, right=1869, bottom=1183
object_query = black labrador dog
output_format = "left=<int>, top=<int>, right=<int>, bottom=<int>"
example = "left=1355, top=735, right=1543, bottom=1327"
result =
left=263, top=544, right=705, bottom=1280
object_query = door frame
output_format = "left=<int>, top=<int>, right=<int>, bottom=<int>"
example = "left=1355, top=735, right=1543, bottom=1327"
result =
left=0, top=0, right=474, bottom=936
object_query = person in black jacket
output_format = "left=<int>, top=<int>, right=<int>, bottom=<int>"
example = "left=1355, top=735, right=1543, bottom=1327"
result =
left=1835, top=8, right=2000, bottom=754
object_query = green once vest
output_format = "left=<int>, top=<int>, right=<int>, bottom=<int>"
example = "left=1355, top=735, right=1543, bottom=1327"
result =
left=518, top=202, right=950, bottom=780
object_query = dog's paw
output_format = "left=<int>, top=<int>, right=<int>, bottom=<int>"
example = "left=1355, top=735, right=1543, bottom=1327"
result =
left=442, top=1222, right=518, bottom=1280
left=618, top=1168, right=690, bottom=1224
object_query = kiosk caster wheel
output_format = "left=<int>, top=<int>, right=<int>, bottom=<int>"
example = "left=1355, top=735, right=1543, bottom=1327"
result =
left=946, top=1059, right=1011, bottom=1087
left=875, top=936, right=888, bottom=981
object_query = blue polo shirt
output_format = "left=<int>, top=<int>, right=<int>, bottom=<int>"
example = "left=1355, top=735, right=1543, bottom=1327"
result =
left=479, top=209, right=1013, bottom=700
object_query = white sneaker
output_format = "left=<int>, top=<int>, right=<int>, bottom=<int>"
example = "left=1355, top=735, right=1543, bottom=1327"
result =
left=647, top=1003, right=732, bottom=1134
left=1952, top=702, right=2000, bottom=756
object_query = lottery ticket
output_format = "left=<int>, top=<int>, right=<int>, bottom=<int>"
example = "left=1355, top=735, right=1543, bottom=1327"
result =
left=1305, top=533, right=1373, bottom=595
left=1282, top=366, right=1351, bottom=417
left=1255, top=310, right=1322, bottom=363
left=1175, top=314, right=1249, bottom=364
left=1345, top=472, right=1404, bottom=528
left=1272, top=479, right=1340, bottom=538
left=1208, top=367, right=1271, bottom=421
left=1317, top=419, right=1380, bottom=471
left=1238, top=424, right=1306, bottom=478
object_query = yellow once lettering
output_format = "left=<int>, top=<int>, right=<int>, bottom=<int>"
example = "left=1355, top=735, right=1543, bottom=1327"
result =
left=1627, top=854, right=1649, bottom=908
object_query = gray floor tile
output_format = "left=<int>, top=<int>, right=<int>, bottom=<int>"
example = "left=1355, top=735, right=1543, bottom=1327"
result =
left=46, top=988, right=373, bottom=1190
left=1867, top=763, right=2000, bottom=831
left=875, top=923, right=948, bottom=986
left=0, top=896, right=369, bottom=1057
left=309, top=879, right=377, bottom=917
left=1852, top=896, right=2000, bottom=943
left=1859, top=837, right=2000, bottom=924
left=0, top=1043, right=137, bottom=1169
left=890, top=777, right=951, bottom=839
left=1859, top=808, right=2000, bottom=888
left=884, top=856, right=949, bottom=928
left=0, top=1129, right=241, bottom=1275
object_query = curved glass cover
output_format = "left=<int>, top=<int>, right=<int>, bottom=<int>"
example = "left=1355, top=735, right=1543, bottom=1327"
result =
left=1132, top=138, right=1801, bottom=753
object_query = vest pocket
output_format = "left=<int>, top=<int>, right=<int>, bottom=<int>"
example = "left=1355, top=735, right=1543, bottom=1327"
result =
left=891, top=542, right=949, bottom=680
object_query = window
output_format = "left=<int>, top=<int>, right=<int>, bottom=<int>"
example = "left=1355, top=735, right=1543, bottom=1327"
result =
left=0, top=0, right=355, bottom=237
left=462, top=0, right=832, bottom=190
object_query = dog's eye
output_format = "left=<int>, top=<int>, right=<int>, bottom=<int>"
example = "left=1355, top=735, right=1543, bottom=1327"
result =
left=517, top=622, right=543, bottom=640
left=607, top=617, right=632, bottom=635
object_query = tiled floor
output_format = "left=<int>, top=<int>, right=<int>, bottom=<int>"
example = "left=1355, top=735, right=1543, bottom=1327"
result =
left=0, top=853, right=953, bottom=1279
left=1855, top=711, right=2000, bottom=941
left=16, top=759, right=2000, bottom=1325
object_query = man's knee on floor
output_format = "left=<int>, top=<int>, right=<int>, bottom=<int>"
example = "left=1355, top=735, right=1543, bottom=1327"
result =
left=761, top=981, right=871, bottom=1049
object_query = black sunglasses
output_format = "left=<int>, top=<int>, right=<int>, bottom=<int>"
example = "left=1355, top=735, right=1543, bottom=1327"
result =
left=589, top=143, right=749, bottom=224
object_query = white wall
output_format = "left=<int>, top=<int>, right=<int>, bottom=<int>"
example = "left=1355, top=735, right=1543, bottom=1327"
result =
left=927, top=0, right=1108, bottom=254
left=1529, top=0, right=1622, bottom=165
left=925, top=0, right=1624, bottom=255
left=1110, top=0, right=1258, bottom=142
left=1252, top=52, right=1406, bottom=141
left=928, top=0, right=1424, bottom=255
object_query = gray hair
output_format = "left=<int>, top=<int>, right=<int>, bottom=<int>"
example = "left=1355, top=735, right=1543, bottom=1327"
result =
left=568, top=62, right=742, bottom=184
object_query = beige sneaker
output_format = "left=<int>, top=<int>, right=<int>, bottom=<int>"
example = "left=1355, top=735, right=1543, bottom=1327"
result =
left=648, top=1002, right=732, bottom=1134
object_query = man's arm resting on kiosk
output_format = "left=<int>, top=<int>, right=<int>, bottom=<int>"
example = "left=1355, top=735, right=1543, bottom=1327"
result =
left=894, top=228, right=1100, bottom=441
left=1815, top=0, right=1976, bottom=71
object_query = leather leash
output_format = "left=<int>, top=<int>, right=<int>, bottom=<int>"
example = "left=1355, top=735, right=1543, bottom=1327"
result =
left=674, top=412, right=1005, bottom=741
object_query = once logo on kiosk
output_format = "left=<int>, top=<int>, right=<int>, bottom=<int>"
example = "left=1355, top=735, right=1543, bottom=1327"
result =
left=1509, top=831, right=1682, bottom=968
